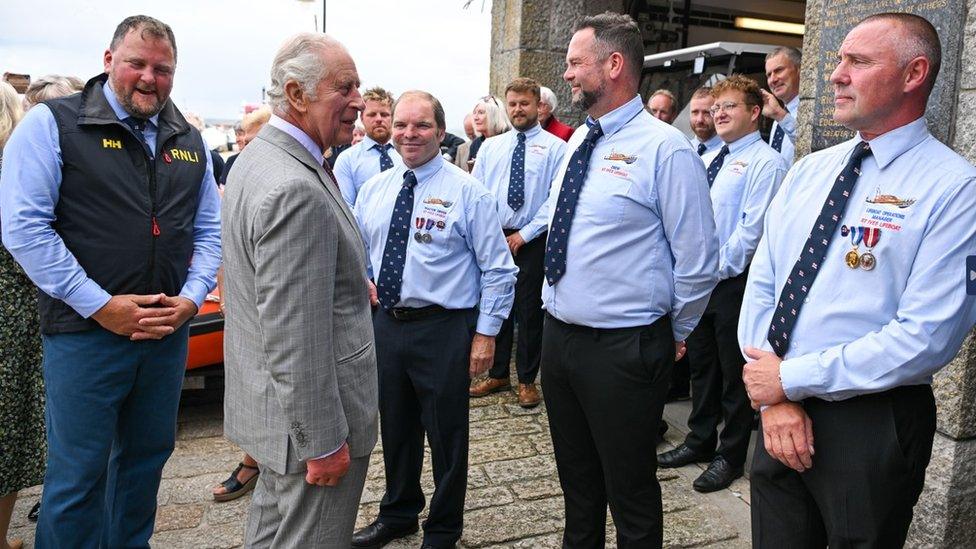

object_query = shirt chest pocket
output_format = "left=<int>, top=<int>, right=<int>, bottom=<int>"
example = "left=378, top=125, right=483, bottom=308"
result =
left=711, top=171, right=747, bottom=208
left=575, top=171, right=633, bottom=225
left=412, top=204, right=460, bottom=260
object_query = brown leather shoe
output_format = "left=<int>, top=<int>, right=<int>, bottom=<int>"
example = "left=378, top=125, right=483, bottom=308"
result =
left=517, top=383, right=541, bottom=408
left=470, top=377, right=512, bottom=397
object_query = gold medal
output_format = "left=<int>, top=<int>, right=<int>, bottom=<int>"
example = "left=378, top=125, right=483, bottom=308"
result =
left=845, top=249, right=860, bottom=269
left=859, top=251, right=876, bottom=270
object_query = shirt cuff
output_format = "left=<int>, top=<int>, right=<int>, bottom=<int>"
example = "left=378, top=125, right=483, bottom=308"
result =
left=310, top=442, right=344, bottom=461
left=67, top=279, right=113, bottom=319
left=476, top=313, right=503, bottom=336
left=179, top=279, right=211, bottom=310
left=518, top=225, right=543, bottom=243
left=779, top=352, right=824, bottom=402
left=779, top=114, right=797, bottom=136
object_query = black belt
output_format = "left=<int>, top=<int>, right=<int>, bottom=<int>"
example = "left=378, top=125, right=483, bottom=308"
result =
left=386, top=304, right=448, bottom=321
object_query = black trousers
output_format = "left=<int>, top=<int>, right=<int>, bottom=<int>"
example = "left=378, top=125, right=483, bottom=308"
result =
left=490, top=230, right=545, bottom=383
left=374, top=307, right=478, bottom=547
left=751, top=384, right=936, bottom=548
left=684, top=272, right=752, bottom=466
left=542, top=313, right=674, bottom=548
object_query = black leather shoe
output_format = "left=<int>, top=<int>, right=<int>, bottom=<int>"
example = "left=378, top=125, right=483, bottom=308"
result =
left=351, top=520, right=419, bottom=548
left=656, top=444, right=714, bottom=468
left=693, top=456, right=743, bottom=493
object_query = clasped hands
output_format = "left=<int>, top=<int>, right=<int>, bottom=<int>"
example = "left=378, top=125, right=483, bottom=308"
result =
left=92, top=293, right=198, bottom=341
left=743, top=346, right=815, bottom=473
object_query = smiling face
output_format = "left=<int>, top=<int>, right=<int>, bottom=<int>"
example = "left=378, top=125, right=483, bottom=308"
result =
left=712, top=90, right=760, bottom=143
left=393, top=95, right=445, bottom=169
left=765, top=53, right=800, bottom=103
left=563, top=28, right=609, bottom=114
left=104, top=26, right=176, bottom=118
left=830, top=20, right=916, bottom=136
left=506, top=89, right=540, bottom=131
left=361, top=99, right=392, bottom=143
left=301, top=48, right=364, bottom=150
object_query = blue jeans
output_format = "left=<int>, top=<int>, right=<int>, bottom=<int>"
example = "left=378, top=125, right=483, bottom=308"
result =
left=35, top=324, right=188, bottom=549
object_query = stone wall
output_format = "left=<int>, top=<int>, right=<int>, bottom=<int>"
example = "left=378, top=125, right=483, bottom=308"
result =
left=489, top=0, right=625, bottom=126
left=799, top=1, right=976, bottom=545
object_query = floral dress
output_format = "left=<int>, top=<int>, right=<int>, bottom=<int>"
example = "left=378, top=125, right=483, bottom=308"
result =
left=0, top=160, right=46, bottom=496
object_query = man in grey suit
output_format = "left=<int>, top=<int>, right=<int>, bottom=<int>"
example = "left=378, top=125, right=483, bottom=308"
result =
left=221, top=33, right=377, bottom=547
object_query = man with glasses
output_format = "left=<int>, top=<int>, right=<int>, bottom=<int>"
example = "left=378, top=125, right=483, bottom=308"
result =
left=658, top=75, right=787, bottom=493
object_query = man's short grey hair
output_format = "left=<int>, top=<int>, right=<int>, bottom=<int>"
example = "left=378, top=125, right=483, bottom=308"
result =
left=575, top=12, right=645, bottom=85
left=266, top=33, right=342, bottom=112
left=860, top=12, right=942, bottom=93
left=648, top=89, right=677, bottom=113
left=765, top=46, right=802, bottom=68
left=24, top=75, right=77, bottom=108
left=539, top=86, right=558, bottom=111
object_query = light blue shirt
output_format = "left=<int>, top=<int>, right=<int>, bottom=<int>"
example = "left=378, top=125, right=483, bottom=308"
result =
left=691, top=133, right=723, bottom=167
left=354, top=154, right=517, bottom=336
left=471, top=124, right=568, bottom=242
left=710, top=131, right=788, bottom=280
left=739, top=117, right=976, bottom=402
left=268, top=115, right=323, bottom=163
left=333, top=134, right=402, bottom=206
left=541, top=95, right=719, bottom=339
left=0, top=82, right=221, bottom=318
left=769, top=95, right=799, bottom=165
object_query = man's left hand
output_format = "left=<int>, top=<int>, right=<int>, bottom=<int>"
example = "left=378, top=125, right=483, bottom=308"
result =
left=133, top=295, right=198, bottom=341
left=505, top=233, right=525, bottom=256
left=743, top=346, right=787, bottom=408
left=469, top=333, right=496, bottom=378
left=674, top=340, right=687, bottom=362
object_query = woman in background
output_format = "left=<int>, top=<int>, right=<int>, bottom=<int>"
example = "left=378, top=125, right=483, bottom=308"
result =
left=454, top=95, right=511, bottom=172
left=0, top=79, right=43, bottom=549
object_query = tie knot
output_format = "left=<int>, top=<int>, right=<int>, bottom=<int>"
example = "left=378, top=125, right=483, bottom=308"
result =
left=584, top=120, right=603, bottom=143
left=718, top=145, right=730, bottom=157
left=373, top=143, right=391, bottom=152
left=697, top=143, right=707, bottom=156
left=124, top=117, right=147, bottom=132
left=517, top=132, right=526, bottom=143
left=853, top=141, right=872, bottom=160
left=403, top=170, right=418, bottom=189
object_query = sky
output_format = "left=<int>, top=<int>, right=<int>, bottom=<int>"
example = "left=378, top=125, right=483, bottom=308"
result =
left=0, top=0, right=493, bottom=134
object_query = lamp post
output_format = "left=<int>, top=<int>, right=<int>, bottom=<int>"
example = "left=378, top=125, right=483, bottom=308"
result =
left=295, top=0, right=325, bottom=32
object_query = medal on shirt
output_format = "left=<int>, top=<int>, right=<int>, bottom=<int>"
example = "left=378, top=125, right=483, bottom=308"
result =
left=414, top=231, right=432, bottom=244
left=859, top=227, right=880, bottom=271
left=845, top=226, right=862, bottom=269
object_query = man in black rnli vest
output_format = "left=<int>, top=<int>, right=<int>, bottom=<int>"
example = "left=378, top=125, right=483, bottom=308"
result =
left=0, top=16, right=221, bottom=547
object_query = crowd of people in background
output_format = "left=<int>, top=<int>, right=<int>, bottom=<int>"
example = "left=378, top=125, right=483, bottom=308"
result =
left=0, top=8, right=973, bottom=549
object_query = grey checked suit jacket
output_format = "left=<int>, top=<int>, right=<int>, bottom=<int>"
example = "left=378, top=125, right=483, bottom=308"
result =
left=221, top=124, right=378, bottom=475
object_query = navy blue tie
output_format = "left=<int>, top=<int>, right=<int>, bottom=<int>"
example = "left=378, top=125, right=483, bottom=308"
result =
left=767, top=142, right=872, bottom=357
left=771, top=125, right=785, bottom=153
left=544, top=120, right=603, bottom=286
left=697, top=142, right=707, bottom=156
left=123, top=117, right=153, bottom=158
left=376, top=171, right=417, bottom=310
left=508, top=132, right=526, bottom=211
left=706, top=145, right=729, bottom=186
left=373, top=143, right=395, bottom=172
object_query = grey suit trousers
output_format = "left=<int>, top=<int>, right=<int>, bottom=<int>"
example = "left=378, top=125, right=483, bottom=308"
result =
left=244, top=456, right=370, bottom=548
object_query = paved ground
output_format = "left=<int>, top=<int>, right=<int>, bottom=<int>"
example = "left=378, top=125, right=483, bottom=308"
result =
left=9, top=382, right=753, bottom=548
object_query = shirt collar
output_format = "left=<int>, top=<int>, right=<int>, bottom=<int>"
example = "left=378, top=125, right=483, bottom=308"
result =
left=405, top=152, right=445, bottom=184
left=362, top=134, right=391, bottom=151
left=725, top=130, right=762, bottom=155
left=269, top=115, right=323, bottom=162
left=785, top=95, right=800, bottom=116
left=699, top=133, right=722, bottom=149
left=586, top=95, right=644, bottom=138
left=103, top=80, right=160, bottom=128
left=856, top=117, right=929, bottom=170
left=515, top=123, right=542, bottom=141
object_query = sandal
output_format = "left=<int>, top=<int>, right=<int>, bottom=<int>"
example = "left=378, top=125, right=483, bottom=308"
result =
left=213, top=462, right=260, bottom=502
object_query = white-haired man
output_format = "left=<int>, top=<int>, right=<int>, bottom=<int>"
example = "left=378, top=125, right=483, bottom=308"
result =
left=539, top=85, right=574, bottom=141
left=221, top=33, right=377, bottom=547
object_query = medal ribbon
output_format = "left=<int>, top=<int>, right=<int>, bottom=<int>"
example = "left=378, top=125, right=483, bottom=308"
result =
left=850, top=226, right=863, bottom=247
left=862, top=227, right=880, bottom=248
